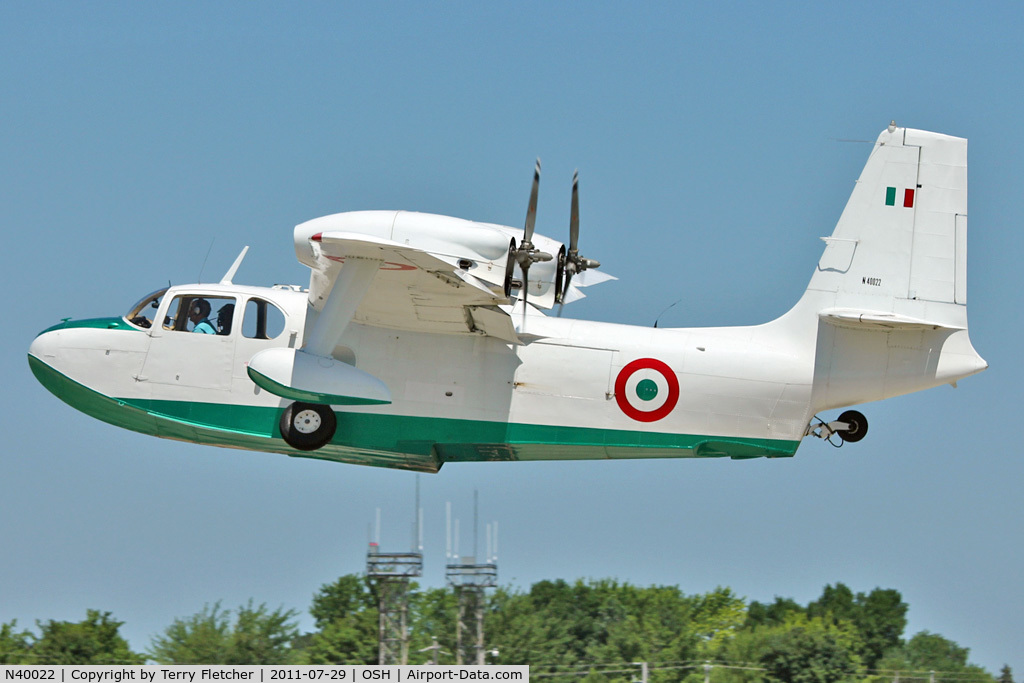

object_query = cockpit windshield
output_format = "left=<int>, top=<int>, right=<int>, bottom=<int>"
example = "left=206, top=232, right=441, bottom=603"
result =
left=124, top=287, right=169, bottom=329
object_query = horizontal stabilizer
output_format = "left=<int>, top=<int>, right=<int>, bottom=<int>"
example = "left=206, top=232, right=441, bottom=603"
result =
left=247, top=347, right=391, bottom=406
left=819, top=308, right=965, bottom=331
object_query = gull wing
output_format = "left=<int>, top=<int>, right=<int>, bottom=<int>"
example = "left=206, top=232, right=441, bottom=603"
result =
left=295, top=212, right=519, bottom=341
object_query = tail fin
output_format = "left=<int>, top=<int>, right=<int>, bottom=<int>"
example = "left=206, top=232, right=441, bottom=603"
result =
left=779, top=124, right=986, bottom=411
left=810, top=124, right=968, bottom=324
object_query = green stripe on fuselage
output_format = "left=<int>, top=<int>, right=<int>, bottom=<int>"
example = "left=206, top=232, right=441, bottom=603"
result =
left=28, top=355, right=800, bottom=469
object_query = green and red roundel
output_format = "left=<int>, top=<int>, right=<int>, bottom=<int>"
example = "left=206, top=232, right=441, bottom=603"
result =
left=614, top=358, right=679, bottom=422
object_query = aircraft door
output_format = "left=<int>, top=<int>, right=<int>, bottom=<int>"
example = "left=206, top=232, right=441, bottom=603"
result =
left=139, top=294, right=236, bottom=392
left=231, top=296, right=293, bottom=392
left=512, top=343, right=615, bottom=426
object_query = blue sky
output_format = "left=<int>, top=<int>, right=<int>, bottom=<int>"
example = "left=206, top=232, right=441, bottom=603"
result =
left=2, top=1, right=1021, bottom=672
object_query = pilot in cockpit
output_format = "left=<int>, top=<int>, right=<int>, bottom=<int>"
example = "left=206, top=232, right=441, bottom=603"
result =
left=189, top=298, right=216, bottom=334
left=217, top=303, right=234, bottom=335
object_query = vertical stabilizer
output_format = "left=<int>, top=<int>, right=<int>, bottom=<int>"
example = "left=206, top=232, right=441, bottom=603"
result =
left=777, top=124, right=986, bottom=412
left=808, top=125, right=968, bottom=326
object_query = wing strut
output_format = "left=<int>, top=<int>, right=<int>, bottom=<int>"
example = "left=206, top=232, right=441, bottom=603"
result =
left=304, top=257, right=382, bottom=356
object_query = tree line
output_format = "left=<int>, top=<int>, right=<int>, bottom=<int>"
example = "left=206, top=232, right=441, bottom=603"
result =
left=1, top=577, right=1012, bottom=683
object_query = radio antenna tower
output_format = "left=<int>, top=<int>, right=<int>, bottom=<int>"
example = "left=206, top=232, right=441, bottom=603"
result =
left=446, top=491, right=498, bottom=665
left=366, top=483, right=423, bottom=665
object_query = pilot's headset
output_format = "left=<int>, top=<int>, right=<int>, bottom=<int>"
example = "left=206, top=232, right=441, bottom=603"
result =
left=191, top=298, right=211, bottom=318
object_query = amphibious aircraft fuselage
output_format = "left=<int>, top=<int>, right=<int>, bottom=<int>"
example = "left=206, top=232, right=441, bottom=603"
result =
left=28, top=125, right=987, bottom=472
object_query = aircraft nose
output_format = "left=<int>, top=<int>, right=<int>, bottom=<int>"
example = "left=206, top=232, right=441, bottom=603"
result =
left=28, top=328, right=61, bottom=363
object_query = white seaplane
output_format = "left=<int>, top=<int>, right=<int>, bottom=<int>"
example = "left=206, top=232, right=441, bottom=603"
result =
left=28, top=123, right=987, bottom=473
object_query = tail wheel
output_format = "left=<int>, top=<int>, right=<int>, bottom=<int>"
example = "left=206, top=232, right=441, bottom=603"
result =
left=837, top=410, right=868, bottom=443
left=280, top=402, right=337, bottom=451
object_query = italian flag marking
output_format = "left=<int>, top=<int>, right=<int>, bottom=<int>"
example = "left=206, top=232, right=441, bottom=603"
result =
left=886, top=187, right=915, bottom=208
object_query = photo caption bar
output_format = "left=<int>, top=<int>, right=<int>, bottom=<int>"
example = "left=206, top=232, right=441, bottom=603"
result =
left=0, top=667, right=528, bottom=683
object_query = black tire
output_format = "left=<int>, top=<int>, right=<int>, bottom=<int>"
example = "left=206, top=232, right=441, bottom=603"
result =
left=279, top=402, right=337, bottom=451
left=837, top=410, right=868, bottom=443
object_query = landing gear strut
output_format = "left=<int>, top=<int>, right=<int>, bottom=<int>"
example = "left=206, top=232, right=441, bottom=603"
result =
left=280, top=401, right=337, bottom=451
left=807, top=410, right=869, bottom=445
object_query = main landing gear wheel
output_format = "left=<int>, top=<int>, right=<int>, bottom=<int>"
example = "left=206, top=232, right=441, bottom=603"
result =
left=280, top=402, right=336, bottom=451
left=837, top=410, right=868, bottom=443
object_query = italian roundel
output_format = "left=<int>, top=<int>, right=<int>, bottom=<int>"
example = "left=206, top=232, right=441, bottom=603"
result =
left=614, top=358, right=680, bottom=422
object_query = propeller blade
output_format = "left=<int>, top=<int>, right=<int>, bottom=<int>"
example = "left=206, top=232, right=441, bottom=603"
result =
left=557, top=167, right=602, bottom=312
left=524, top=159, right=540, bottom=244
left=513, top=158, right=552, bottom=309
left=558, top=170, right=580, bottom=309
left=569, top=169, right=579, bottom=254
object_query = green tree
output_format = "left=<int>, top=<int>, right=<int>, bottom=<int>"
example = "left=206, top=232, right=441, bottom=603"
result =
left=711, top=627, right=775, bottom=683
left=690, top=586, right=747, bottom=653
left=310, top=574, right=376, bottom=628
left=149, top=601, right=299, bottom=664
left=32, top=610, right=143, bottom=664
left=709, top=613, right=864, bottom=683
left=807, top=584, right=857, bottom=624
left=227, top=601, right=300, bottom=664
left=485, top=584, right=576, bottom=669
left=895, top=630, right=969, bottom=669
left=303, top=615, right=378, bottom=665
left=148, top=602, right=231, bottom=663
left=483, top=579, right=706, bottom=679
left=998, top=665, right=1014, bottom=683
left=758, top=615, right=862, bottom=683
left=585, top=583, right=700, bottom=677
left=303, top=574, right=378, bottom=664
left=875, top=630, right=992, bottom=682
left=808, top=583, right=907, bottom=668
left=408, top=587, right=457, bottom=664
left=291, top=573, right=995, bottom=683
left=852, top=588, right=907, bottom=668
left=746, top=596, right=804, bottom=628
left=527, top=578, right=600, bottom=662
left=0, top=620, right=33, bottom=663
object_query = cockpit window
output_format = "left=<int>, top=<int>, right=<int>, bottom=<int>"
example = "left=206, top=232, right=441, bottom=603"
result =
left=242, top=298, right=286, bottom=340
left=124, top=288, right=168, bottom=329
left=165, top=295, right=237, bottom=335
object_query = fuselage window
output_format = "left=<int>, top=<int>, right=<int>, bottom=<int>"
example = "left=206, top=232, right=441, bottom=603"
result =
left=164, top=295, right=237, bottom=335
left=242, top=298, right=286, bottom=340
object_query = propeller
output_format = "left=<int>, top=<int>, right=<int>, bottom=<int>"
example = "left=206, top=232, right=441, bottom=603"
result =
left=556, top=170, right=601, bottom=314
left=510, top=159, right=553, bottom=308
